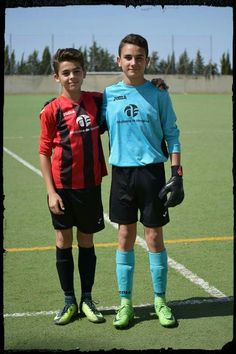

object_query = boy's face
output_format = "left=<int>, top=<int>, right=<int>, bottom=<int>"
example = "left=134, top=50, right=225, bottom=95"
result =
left=54, top=60, right=86, bottom=95
left=117, top=44, right=149, bottom=85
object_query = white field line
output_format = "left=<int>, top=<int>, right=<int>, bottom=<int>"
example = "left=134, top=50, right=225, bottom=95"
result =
left=3, top=147, right=229, bottom=319
left=3, top=147, right=43, bottom=177
left=4, top=296, right=233, bottom=319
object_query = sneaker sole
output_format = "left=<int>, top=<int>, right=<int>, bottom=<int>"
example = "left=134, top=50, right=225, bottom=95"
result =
left=159, top=319, right=177, bottom=328
left=81, top=312, right=105, bottom=323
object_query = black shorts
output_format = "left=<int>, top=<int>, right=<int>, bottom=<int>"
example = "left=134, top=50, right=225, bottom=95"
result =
left=48, top=185, right=105, bottom=233
left=109, top=163, right=170, bottom=228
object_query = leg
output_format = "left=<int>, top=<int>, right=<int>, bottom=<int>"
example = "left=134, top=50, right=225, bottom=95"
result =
left=77, top=230, right=96, bottom=299
left=54, top=228, right=78, bottom=325
left=55, top=228, right=75, bottom=298
left=145, top=226, right=167, bottom=296
left=116, top=223, right=136, bottom=299
left=145, top=226, right=176, bottom=327
left=113, top=224, right=136, bottom=329
left=118, top=223, right=137, bottom=252
left=77, top=230, right=104, bottom=323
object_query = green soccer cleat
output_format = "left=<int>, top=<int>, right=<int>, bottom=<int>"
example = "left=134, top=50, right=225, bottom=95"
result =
left=113, top=300, right=134, bottom=329
left=54, top=303, right=78, bottom=325
left=80, top=299, right=105, bottom=323
left=154, top=297, right=177, bottom=327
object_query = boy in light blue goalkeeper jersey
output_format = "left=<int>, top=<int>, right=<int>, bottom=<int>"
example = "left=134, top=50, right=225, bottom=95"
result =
left=101, top=34, right=184, bottom=329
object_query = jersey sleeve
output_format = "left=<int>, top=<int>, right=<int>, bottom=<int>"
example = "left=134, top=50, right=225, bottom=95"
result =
left=38, top=103, right=57, bottom=157
left=158, top=91, right=181, bottom=154
left=99, top=89, right=108, bottom=134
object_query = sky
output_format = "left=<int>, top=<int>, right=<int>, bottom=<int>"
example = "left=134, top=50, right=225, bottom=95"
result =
left=5, top=4, right=233, bottom=69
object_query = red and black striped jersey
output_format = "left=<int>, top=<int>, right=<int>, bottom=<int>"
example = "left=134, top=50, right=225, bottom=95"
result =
left=39, top=92, right=107, bottom=189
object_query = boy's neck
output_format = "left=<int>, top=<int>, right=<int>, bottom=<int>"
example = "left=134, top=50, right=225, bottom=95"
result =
left=123, top=77, right=146, bottom=87
left=62, top=91, right=82, bottom=102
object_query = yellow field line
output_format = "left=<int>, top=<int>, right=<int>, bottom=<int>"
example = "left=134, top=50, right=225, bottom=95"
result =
left=164, top=236, right=233, bottom=244
left=4, top=243, right=119, bottom=253
left=4, top=236, right=233, bottom=253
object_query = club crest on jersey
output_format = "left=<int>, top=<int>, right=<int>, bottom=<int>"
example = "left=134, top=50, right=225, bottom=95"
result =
left=76, top=114, right=91, bottom=128
left=124, top=104, right=139, bottom=118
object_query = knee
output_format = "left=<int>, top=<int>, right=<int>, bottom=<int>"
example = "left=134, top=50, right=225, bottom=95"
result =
left=55, top=229, right=73, bottom=249
left=77, top=231, right=94, bottom=248
left=145, top=228, right=164, bottom=252
left=118, top=225, right=136, bottom=252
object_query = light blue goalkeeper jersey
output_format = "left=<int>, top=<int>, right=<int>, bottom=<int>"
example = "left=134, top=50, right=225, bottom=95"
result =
left=101, top=80, right=181, bottom=167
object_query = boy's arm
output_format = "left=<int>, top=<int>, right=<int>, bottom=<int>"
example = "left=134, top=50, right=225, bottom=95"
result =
left=158, top=95, right=184, bottom=208
left=170, top=152, right=181, bottom=166
left=99, top=90, right=108, bottom=134
left=39, top=153, right=65, bottom=215
left=99, top=118, right=108, bottom=134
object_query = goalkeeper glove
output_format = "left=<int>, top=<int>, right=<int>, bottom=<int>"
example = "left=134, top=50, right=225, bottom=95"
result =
left=159, top=166, right=184, bottom=208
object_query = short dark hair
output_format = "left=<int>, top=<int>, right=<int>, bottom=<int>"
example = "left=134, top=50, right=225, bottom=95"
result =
left=118, top=34, right=149, bottom=57
left=52, top=48, right=85, bottom=74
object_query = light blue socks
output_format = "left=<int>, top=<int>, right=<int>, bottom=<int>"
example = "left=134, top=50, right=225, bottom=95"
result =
left=149, top=249, right=168, bottom=296
left=116, top=250, right=135, bottom=300
left=116, top=249, right=167, bottom=300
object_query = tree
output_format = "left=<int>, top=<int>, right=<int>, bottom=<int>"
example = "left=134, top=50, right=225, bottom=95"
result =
left=17, top=54, right=28, bottom=74
left=169, top=52, right=176, bottom=74
left=39, top=46, right=52, bottom=75
left=10, top=51, right=16, bottom=74
left=176, top=50, right=193, bottom=75
left=3, top=41, right=231, bottom=76
left=4, top=45, right=16, bottom=74
left=204, top=61, right=219, bottom=77
left=78, top=46, right=89, bottom=69
left=88, top=40, right=100, bottom=71
left=157, top=59, right=168, bottom=74
left=163, top=53, right=176, bottom=74
left=97, top=48, right=117, bottom=71
left=220, top=52, right=232, bottom=75
left=4, top=45, right=10, bottom=74
left=27, top=50, right=40, bottom=75
left=225, top=53, right=232, bottom=74
left=88, top=40, right=117, bottom=72
left=193, top=50, right=205, bottom=75
left=146, top=51, right=159, bottom=74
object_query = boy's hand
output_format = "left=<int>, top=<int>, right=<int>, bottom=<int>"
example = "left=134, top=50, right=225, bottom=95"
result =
left=151, top=78, right=169, bottom=91
left=48, top=192, right=65, bottom=215
left=159, top=166, right=184, bottom=208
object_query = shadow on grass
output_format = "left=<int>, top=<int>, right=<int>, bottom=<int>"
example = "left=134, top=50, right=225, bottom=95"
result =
left=99, top=295, right=234, bottom=325
left=170, top=296, right=234, bottom=320
left=50, top=296, right=233, bottom=334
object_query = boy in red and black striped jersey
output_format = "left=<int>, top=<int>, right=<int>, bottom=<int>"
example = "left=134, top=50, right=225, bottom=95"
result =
left=39, top=48, right=107, bottom=325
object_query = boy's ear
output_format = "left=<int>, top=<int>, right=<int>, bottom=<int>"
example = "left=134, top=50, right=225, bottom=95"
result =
left=83, top=70, right=87, bottom=79
left=146, top=57, right=150, bottom=67
left=54, top=73, right=60, bottom=83
left=117, top=56, right=121, bottom=67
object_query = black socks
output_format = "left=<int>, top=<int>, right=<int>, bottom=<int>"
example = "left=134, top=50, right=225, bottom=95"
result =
left=78, top=246, right=96, bottom=298
left=56, top=246, right=75, bottom=297
left=56, top=245, right=97, bottom=302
